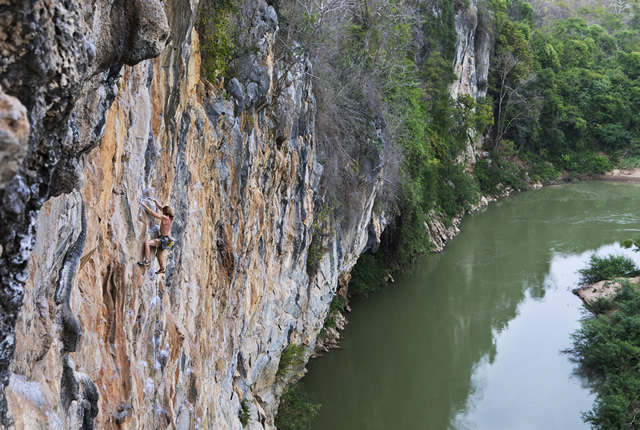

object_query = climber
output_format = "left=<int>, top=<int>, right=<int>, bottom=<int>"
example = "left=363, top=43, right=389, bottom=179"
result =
left=137, top=197, right=174, bottom=274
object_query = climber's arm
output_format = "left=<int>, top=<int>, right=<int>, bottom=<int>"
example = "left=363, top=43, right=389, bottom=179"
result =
left=142, top=202, right=163, bottom=219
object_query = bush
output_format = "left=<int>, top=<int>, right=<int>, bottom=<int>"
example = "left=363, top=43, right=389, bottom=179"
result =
left=238, top=399, right=250, bottom=426
left=474, top=157, right=526, bottom=194
left=322, top=295, right=347, bottom=330
left=577, top=254, right=638, bottom=285
left=275, top=382, right=321, bottom=430
left=584, top=295, right=616, bottom=316
left=619, top=155, right=640, bottom=169
left=565, top=282, right=640, bottom=429
left=348, top=252, right=390, bottom=297
left=198, top=0, right=238, bottom=81
left=393, top=195, right=433, bottom=266
left=277, top=344, right=306, bottom=379
left=584, top=153, right=614, bottom=174
left=528, top=157, right=559, bottom=183
left=556, top=152, right=614, bottom=176
left=437, top=163, right=480, bottom=217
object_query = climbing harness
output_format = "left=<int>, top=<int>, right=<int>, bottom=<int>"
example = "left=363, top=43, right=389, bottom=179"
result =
left=160, top=235, right=174, bottom=250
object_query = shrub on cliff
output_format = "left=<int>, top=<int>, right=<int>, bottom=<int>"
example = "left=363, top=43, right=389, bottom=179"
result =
left=238, top=399, right=251, bottom=426
left=277, top=343, right=306, bottom=379
left=198, top=0, right=238, bottom=81
left=348, top=251, right=389, bottom=297
left=474, top=156, right=526, bottom=195
left=274, top=382, right=321, bottom=430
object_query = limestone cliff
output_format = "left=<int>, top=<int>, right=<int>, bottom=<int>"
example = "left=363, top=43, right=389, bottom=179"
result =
left=450, top=0, right=491, bottom=165
left=450, top=0, right=490, bottom=102
left=0, top=0, right=386, bottom=429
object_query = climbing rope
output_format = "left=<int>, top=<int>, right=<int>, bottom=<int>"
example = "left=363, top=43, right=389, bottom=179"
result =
left=152, top=261, right=160, bottom=428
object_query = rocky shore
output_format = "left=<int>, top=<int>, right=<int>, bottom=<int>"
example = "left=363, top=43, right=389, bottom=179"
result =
left=573, top=277, right=640, bottom=304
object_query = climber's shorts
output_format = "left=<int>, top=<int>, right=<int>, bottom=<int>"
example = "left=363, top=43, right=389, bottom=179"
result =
left=159, top=235, right=174, bottom=250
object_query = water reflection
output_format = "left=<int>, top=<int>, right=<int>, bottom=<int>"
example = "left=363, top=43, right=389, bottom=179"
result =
left=304, top=182, right=640, bottom=429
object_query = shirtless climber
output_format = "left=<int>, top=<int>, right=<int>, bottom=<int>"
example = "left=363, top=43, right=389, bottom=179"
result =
left=137, top=197, right=174, bottom=274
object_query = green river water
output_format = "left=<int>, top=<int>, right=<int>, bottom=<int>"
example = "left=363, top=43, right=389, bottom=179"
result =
left=304, top=181, right=640, bottom=430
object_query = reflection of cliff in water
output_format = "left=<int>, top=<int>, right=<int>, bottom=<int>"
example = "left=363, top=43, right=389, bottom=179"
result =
left=304, top=181, right=640, bottom=430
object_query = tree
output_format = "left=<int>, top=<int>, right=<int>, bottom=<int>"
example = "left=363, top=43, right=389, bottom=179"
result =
left=491, top=52, right=541, bottom=151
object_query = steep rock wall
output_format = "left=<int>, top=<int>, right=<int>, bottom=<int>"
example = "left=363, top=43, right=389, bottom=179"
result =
left=450, top=0, right=491, bottom=164
left=2, top=0, right=385, bottom=429
left=0, top=0, right=170, bottom=427
left=450, top=0, right=490, bottom=102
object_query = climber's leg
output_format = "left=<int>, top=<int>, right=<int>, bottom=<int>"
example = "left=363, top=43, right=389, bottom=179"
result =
left=156, top=248, right=165, bottom=272
left=138, top=238, right=160, bottom=266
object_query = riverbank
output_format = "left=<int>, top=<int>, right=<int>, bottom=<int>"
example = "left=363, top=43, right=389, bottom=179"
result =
left=573, top=277, right=640, bottom=304
left=598, top=167, right=640, bottom=182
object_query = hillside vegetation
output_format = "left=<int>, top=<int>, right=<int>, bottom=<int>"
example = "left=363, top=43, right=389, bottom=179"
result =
left=268, top=0, right=640, bottom=274
left=198, top=0, right=639, bottom=267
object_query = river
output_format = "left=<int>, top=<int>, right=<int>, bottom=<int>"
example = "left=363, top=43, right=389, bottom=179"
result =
left=304, top=181, right=640, bottom=429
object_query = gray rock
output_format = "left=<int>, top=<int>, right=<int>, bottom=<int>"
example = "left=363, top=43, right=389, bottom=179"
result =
left=93, top=0, right=170, bottom=72
left=226, top=78, right=246, bottom=112
left=0, top=91, right=29, bottom=190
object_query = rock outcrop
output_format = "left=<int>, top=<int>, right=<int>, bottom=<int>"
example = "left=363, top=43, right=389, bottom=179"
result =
left=450, top=0, right=490, bottom=102
left=450, top=0, right=491, bottom=165
left=0, top=1, right=169, bottom=427
left=1, top=0, right=386, bottom=428
left=573, top=277, right=640, bottom=304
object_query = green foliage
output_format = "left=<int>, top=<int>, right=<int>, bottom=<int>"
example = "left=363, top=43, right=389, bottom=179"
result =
left=420, top=0, right=458, bottom=61
left=485, top=3, right=640, bottom=177
left=577, top=254, right=638, bottom=285
left=437, top=163, right=480, bottom=218
left=274, top=382, right=321, bottom=430
left=621, top=237, right=640, bottom=252
left=556, top=152, right=614, bottom=177
left=348, top=252, right=390, bottom=297
left=526, top=154, right=560, bottom=183
left=198, top=0, right=238, bottom=81
left=473, top=97, right=495, bottom=136
left=238, top=399, right=250, bottom=426
left=277, top=344, right=306, bottom=379
left=584, top=294, right=617, bottom=316
left=565, top=282, right=640, bottom=429
left=474, top=156, right=525, bottom=195
left=322, top=295, right=348, bottom=330
left=619, top=156, right=640, bottom=169
left=307, top=200, right=338, bottom=274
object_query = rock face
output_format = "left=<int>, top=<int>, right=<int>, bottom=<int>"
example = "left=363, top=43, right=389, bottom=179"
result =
left=0, top=1, right=169, bottom=427
left=450, top=0, right=491, bottom=164
left=1, top=0, right=386, bottom=429
left=450, top=0, right=490, bottom=102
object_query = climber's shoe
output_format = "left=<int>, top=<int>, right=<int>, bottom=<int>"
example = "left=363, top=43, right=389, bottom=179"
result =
left=156, top=268, right=165, bottom=274
left=137, top=260, right=150, bottom=267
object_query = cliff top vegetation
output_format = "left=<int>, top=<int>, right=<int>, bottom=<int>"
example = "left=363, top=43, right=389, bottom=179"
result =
left=196, top=0, right=640, bottom=275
